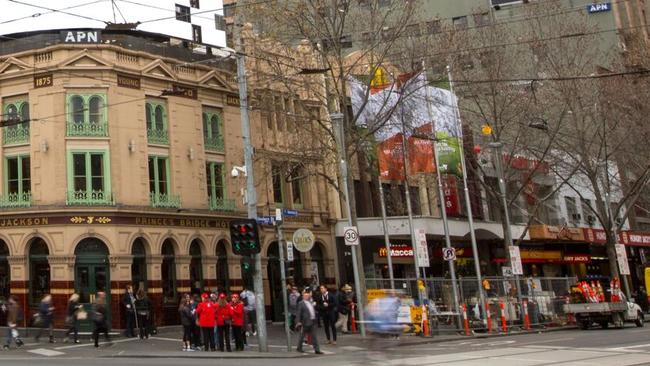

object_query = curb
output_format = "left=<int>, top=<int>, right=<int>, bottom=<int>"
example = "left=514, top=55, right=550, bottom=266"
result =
left=101, top=353, right=311, bottom=359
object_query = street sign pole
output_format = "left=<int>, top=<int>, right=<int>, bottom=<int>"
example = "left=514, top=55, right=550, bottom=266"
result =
left=275, top=211, right=291, bottom=352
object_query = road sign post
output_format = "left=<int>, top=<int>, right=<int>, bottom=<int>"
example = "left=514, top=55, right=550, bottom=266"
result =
left=442, top=247, right=457, bottom=261
left=344, top=226, right=360, bottom=246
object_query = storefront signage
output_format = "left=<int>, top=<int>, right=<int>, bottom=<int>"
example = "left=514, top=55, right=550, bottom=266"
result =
left=583, top=228, right=650, bottom=247
left=378, top=244, right=413, bottom=258
left=615, top=243, right=631, bottom=275
left=0, top=214, right=240, bottom=228
left=520, top=249, right=562, bottom=261
left=226, top=94, right=240, bottom=106
left=563, top=254, right=591, bottom=263
left=117, top=74, right=141, bottom=89
left=292, top=228, right=315, bottom=252
left=587, top=3, right=611, bottom=13
left=442, top=175, right=461, bottom=216
left=33, top=74, right=53, bottom=89
left=171, top=84, right=198, bottom=99
left=529, top=224, right=584, bottom=241
left=0, top=217, right=49, bottom=227
left=60, top=30, right=101, bottom=43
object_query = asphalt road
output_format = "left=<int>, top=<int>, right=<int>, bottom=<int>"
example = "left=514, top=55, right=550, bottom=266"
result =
left=1, top=325, right=650, bottom=365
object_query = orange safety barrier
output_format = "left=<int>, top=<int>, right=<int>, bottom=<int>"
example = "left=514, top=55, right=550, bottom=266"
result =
left=523, top=299, right=531, bottom=330
left=422, top=305, right=430, bottom=337
left=462, top=304, right=470, bottom=336
left=500, top=301, right=507, bottom=333
left=350, top=303, right=357, bottom=333
left=485, top=301, right=492, bottom=333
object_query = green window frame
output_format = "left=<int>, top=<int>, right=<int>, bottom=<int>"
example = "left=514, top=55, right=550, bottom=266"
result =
left=206, top=161, right=234, bottom=211
left=3, top=100, right=30, bottom=145
left=66, top=150, right=113, bottom=205
left=3, top=155, right=31, bottom=207
left=66, top=93, right=108, bottom=137
left=146, top=100, right=169, bottom=145
left=290, top=167, right=304, bottom=209
left=271, top=163, right=284, bottom=206
left=202, top=108, right=224, bottom=152
left=149, top=155, right=180, bottom=208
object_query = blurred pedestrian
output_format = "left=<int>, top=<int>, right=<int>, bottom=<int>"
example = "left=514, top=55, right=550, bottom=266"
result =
left=230, top=294, right=245, bottom=351
left=240, top=287, right=256, bottom=336
left=135, top=288, right=151, bottom=339
left=288, top=286, right=300, bottom=331
left=64, top=293, right=82, bottom=343
left=190, top=294, right=202, bottom=350
left=216, top=293, right=232, bottom=352
left=316, top=285, right=338, bottom=344
left=92, top=292, right=112, bottom=348
left=179, top=298, right=194, bottom=351
left=296, top=289, right=322, bottom=354
left=336, top=284, right=353, bottom=333
left=34, top=294, right=55, bottom=343
left=3, top=296, right=23, bottom=350
left=122, top=285, right=136, bottom=337
left=196, top=292, right=216, bottom=351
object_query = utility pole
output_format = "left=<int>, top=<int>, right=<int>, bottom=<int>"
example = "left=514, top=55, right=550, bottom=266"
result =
left=275, top=214, right=292, bottom=351
left=234, top=21, right=268, bottom=352
left=378, top=183, right=395, bottom=290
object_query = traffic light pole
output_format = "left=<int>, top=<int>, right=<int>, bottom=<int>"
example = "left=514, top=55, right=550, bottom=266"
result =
left=236, top=30, right=267, bottom=352
left=275, top=219, right=292, bottom=351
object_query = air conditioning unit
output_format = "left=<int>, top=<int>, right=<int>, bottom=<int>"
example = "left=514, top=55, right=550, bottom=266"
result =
left=571, top=213, right=581, bottom=222
left=587, top=215, right=596, bottom=226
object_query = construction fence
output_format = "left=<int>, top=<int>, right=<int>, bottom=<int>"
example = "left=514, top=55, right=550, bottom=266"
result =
left=365, top=276, right=577, bottom=333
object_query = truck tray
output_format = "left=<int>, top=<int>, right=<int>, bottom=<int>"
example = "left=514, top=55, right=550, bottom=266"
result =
left=563, top=302, right=626, bottom=314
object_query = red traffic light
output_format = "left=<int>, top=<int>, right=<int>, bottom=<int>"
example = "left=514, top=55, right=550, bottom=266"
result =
left=238, top=225, right=248, bottom=234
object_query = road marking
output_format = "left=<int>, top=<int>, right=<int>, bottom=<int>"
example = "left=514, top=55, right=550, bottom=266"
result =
left=28, top=348, right=65, bottom=357
left=518, top=336, right=575, bottom=346
left=607, top=343, right=650, bottom=351
left=341, top=346, right=365, bottom=351
left=54, top=337, right=136, bottom=350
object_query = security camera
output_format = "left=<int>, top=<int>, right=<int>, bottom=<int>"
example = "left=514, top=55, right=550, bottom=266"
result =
left=231, top=167, right=239, bottom=177
left=231, top=165, right=247, bottom=178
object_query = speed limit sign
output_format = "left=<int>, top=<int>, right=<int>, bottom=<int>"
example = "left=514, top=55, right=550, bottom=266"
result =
left=343, top=226, right=359, bottom=246
left=442, top=247, right=456, bottom=261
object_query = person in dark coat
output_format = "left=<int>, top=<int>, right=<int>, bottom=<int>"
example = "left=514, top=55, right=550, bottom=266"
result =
left=3, top=296, right=24, bottom=349
left=92, top=292, right=112, bottom=348
left=179, top=298, right=194, bottom=351
left=34, top=294, right=55, bottom=343
left=122, top=285, right=136, bottom=337
left=316, top=285, right=338, bottom=344
left=134, top=288, right=151, bottom=339
left=296, top=289, right=322, bottom=354
left=64, top=293, right=83, bottom=343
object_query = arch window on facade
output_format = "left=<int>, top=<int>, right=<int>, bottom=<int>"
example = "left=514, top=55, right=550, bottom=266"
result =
left=2, top=99, right=29, bottom=145
left=289, top=165, right=304, bottom=209
left=149, top=155, right=180, bottom=208
left=66, top=93, right=108, bottom=137
left=206, top=161, right=233, bottom=211
left=310, top=243, right=326, bottom=285
left=0, top=240, right=9, bottom=302
left=131, top=238, right=147, bottom=293
left=215, top=240, right=229, bottom=292
left=29, top=238, right=50, bottom=305
left=189, top=240, right=203, bottom=295
left=2, top=155, right=31, bottom=207
left=145, top=100, right=169, bottom=145
left=203, top=108, right=224, bottom=152
left=271, top=163, right=285, bottom=207
left=66, top=150, right=114, bottom=206
left=161, top=240, right=177, bottom=303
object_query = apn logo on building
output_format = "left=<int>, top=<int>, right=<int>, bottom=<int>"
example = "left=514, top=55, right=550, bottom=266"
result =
left=60, top=30, right=102, bottom=43
left=587, top=3, right=611, bottom=13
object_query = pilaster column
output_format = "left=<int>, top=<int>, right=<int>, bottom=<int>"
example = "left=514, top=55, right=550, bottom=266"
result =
left=7, top=256, right=28, bottom=323
left=108, top=255, right=134, bottom=330
left=47, top=255, right=76, bottom=327
left=175, top=255, right=192, bottom=294
left=146, top=255, right=163, bottom=326
left=202, top=256, right=218, bottom=292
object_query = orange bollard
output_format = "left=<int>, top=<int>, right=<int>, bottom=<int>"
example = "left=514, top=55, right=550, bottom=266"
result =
left=422, top=305, right=430, bottom=337
left=500, top=301, right=507, bottom=333
left=350, top=303, right=357, bottom=333
left=462, top=304, right=470, bottom=336
left=523, top=299, right=531, bottom=330
left=485, top=301, right=492, bottom=333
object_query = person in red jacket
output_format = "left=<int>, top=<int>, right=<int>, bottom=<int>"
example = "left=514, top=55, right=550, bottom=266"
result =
left=215, top=294, right=232, bottom=352
left=195, top=293, right=216, bottom=351
left=230, top=294, right=245, bottom=351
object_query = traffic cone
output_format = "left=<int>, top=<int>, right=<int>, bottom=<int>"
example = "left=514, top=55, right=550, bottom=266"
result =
left=422, top=305, right=429, bottom=337
left=462, top=304, right=470, bottom=336
left=350, top=303, right=357, bottom=333
left=500, top=301, right=507, bottom=333
left=485, top=301, right=492, bottom=333
left=523, top=299, right=531, bottom=330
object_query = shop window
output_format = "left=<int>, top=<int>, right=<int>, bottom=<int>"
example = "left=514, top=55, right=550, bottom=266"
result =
left=29, top=239, right=50, bottom=305
left=161, top=240, right=177, bottom=303
left=131, top=238, right=147, bottom=293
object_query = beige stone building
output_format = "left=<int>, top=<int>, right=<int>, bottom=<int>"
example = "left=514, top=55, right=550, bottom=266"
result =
left=0, top=28, right=339, bottom=328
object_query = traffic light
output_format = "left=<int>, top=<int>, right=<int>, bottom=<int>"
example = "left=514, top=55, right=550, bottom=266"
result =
left=240, top=255, right=254, bottom=276
left=229, top=219, right=261, bottom=255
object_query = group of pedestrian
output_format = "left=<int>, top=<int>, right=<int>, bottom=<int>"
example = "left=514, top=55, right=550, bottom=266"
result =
left=179, top=291, right=246, bottom=352
left=122, top=285, right=153, bottom=340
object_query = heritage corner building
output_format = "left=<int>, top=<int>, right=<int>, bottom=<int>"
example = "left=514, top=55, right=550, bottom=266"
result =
left=0, top=26, right=340, bottom=329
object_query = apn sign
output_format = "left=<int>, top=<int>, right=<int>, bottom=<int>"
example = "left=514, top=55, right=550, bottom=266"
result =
left=587, top=3, right=611, bottom=14
left=60, top=30, right=101, bottom=43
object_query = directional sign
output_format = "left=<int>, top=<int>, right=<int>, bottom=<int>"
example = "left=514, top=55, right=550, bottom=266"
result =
left=442, top=247, right=456, bottom=261
left=286, top=241, right=294, bottom=262
left=256, top=216, right=275, bottom=226
left=275, top=208, right=283, bottom=222
left=344, top=226, right=360, bottom=246
left=615, top=243, right=630, bottom=275
left=509, top=246, right=524, bottom=275
left=282, top=208, right=298, bottom=217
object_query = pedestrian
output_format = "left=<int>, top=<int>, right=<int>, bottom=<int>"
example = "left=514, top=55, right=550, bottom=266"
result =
left=64, top=293, right=83, bottom=343
left=288, top=286, right=300, bottom=331
left=179, top=298, right=194, bottom=351
left=336, top=284, right=353, bottom=333
left=190, top=294, right=202, bottom=350
left=196, top=292, right=216, bottom=351
left=296, top=289, right=323, bottom=354
left=34, top=294, right=55, bottom=343
left=316, top=285, right=338, bottom=345
left=122, top=285, right=136, bottom=337
left=92, top=292, right=112, bottom=348
left=216, top=293, right=232, bottom=352
left=3, top=296, right=24, bottom=350
left=134, top=288, right=151, bottom=339
left=230, top=294, right=245, bottom=351
left=240, top=287, right=257, bottom=336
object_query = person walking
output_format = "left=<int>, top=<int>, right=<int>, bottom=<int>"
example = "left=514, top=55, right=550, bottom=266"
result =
left=34, top=294, right=55, bottom=343
left=230, top=294, right=245, bottom=351
left=134, top=288, right=151, bottom=339
left=190, top=294, right=202, bottom=350
left=296, top=289, right=322, bottom=354
left=64, top=293, right=83, bottom=343
left=336, top=284, right=353, bottom=333
left=316, top=285, right=338, bottom=345
left=92, top=292, right=112, bottom=348
left=122, top=285, right=136, bottom=338
left=240, top=288, right=256, bottom=336
left=215, top=294, right=232, bottom=352
left=179, top=298, right=194, bottom=351
left=3, top=296, right=24, bottom=350
left=288, top=286, right=300, bottom=331
left=195, top=293, right=216, bottom=351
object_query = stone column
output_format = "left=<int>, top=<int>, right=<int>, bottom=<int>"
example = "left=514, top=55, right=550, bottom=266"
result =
left=47, top=255, right=75, bottom=328
left=175, top=255, right=192, bottom=295
left=7, top=256, right=28, bottom=325
left=109, top=255, right=133, bottom=330
left=146, top=255, right=163, bottom=326
left=202, top=256, right=218, bottom=292
left=228, top=256, right=242, bottom=293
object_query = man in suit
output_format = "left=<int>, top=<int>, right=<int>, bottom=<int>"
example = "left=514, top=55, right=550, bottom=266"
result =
left=295, top=289, right=322, bottom=354
left=316, top=285, right=338, bottom=344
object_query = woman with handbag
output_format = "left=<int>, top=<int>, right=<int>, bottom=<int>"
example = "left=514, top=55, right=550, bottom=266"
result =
left=215, top=294, right=232, bottom=352
left=64, top=293, right=83, bottom=343
left=134, top=288, right=151, bottom=340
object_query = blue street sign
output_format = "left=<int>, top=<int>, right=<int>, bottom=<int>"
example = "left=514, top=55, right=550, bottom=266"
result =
left=282, top=209, right=299, bottom=217
left=587, top=3, right=611, bottom=14
left=256, top=216, right=275, bottom=225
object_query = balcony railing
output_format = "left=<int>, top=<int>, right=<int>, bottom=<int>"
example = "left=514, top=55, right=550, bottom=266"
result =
left=204, top=135, right=224, bottom=153
left=67, top=121, right=108, bottom=137
left=150, top=192, right=181, bottom=208
left=208, top=196, right=235, bottom=212
left=0, top=192, right=31, bottom=208
left=66, top=190, right=115, bottom=206
left=3, top=125, right=30, bottom=145
left=147, top=128, right=169, bottom=145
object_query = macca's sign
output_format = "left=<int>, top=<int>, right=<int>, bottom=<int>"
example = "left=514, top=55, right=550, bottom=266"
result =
left=379, top=244, right=414, bottom=258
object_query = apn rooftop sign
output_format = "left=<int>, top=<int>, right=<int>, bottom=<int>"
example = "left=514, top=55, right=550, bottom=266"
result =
left=60, top=30, right=101, bottom=43
left=587, top=3, right=611, bottom=14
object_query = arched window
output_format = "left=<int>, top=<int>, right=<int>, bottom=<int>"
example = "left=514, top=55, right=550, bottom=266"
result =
left=5, top=104, right=17, bottom=121
left=154, top=105, right=165, bottom=131
left=131, top=238, right=147, bottom=293
left=210, top=115, right=219, bottom=137
left=161, top=240, right=177, bottom=303
left=20, top=103, right=29, bottom=121
left=71, top=96, right=85, bottom=124
left=215, top=240, right=229, bottom=292
left=189, top=240, right=203, bottom=295
left=145, top=103, right=153, bottom=130
left=310, top=244, right=325, bottom=285
left=0, top=240, right=9, bottom=301
left=88, top=96, right=103, bottom=124
left=29, top=238, right=50, bottom=304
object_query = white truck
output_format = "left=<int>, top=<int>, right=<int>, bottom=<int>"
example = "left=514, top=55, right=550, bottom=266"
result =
left=563, top=301, right=644, bottom=329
